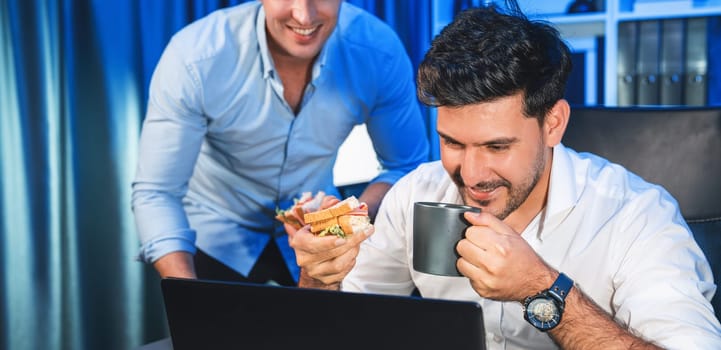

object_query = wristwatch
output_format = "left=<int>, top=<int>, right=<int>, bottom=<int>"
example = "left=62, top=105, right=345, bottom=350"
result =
left=522, top=272, right=574, bottom=331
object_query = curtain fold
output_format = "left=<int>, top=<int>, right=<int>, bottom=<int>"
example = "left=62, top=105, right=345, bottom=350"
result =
left=0, top=1, right=438, bottom=349
left=1, top=1, right=189, bottom=348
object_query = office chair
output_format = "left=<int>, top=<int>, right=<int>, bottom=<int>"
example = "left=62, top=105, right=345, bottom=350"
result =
left=562, top=106, right=721, bottom=322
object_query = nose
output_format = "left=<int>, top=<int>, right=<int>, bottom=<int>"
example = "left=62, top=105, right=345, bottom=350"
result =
left=458, top=148, right=491, bottom=187
left=291, top=0, right=317, bottom=25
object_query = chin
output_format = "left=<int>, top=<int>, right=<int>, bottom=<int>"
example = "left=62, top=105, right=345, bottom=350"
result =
left=289, top=46, right=323, bottom=60
left=462, top=195, right=507, bottom=219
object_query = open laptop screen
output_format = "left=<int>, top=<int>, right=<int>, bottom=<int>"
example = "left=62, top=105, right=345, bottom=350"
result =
left=161, top=278, right=486, bottom=350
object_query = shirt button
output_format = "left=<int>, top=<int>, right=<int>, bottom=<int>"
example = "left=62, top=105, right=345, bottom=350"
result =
left=487, top=333, right=503, bottom=343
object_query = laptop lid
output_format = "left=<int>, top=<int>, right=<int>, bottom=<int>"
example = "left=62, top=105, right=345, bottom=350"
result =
left=161, top=278, right=486, bottom=350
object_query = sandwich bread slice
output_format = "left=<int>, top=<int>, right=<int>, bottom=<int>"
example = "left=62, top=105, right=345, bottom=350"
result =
left=303, top=196, right=371, bottom=238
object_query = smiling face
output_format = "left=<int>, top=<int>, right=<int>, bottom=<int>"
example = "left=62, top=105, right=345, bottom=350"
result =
left=261, top=0, right=342, bottom=63
left=437, top=94, right=568, bottom=226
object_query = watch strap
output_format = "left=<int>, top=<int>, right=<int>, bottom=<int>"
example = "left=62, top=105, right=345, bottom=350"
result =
left=548, top=272, right=573, bottom=302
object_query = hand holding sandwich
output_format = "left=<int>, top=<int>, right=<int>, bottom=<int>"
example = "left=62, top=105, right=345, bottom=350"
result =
left=289, top=222, right=373, bottom=289
left=277, top=193, right=374, bottom=289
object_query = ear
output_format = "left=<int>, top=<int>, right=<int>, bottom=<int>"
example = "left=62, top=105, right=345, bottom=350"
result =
left=543, top=99, right=570, bottom=147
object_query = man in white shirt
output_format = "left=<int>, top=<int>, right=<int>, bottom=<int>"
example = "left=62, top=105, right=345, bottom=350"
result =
left=289, top=4, right=721, bottom=349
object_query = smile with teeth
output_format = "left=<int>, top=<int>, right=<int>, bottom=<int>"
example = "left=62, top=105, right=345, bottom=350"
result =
left=291, top=26, right=318, bottom=36
left=467, top=186, right=499, bottom=200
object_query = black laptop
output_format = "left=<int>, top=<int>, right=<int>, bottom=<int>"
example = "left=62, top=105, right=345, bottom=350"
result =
left=161, top=278, right=486, bottom=350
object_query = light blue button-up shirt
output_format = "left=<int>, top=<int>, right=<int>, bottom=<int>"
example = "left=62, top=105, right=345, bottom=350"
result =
left=131, top=1, right=429, bottom=280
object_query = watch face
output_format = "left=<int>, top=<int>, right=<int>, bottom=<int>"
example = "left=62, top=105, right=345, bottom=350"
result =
left=525, top=297, right=561, bottom=330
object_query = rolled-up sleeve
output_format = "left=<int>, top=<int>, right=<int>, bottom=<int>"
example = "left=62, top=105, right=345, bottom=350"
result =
left=131, top=40, right=206, bottom=263
left=611, top=189, right=721, bottom=348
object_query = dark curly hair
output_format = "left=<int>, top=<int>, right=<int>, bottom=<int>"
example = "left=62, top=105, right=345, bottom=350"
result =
left=417, top=5, right=572, bottom=123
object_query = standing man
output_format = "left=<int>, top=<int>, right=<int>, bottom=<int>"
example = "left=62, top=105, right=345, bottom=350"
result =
left=132, top=0, right=428, bottom=286
left=290, top=5, right=721, bottom=349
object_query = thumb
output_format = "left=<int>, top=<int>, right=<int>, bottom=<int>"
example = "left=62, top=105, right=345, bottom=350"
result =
left=463, top=210, right=484, bottom=226
left=285, top=223, right=308, bottom=241
left=287, top=224, right=313, bottom=247
left=284, top=222, right=297, bottom=237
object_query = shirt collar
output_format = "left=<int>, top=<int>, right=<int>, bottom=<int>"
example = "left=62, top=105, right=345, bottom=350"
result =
left=256, top=6, right=274, bottom=79
left=536, top=143, right=580, bottom=238
left=255, top=5, right=330, bottom=82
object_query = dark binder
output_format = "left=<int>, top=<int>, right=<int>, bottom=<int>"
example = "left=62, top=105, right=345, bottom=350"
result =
left=709, top=17, right=721, bottom=106
left=636, top=20, right=661, bottom=105
left=617, top=21, right=638, bottom=106
left=684, top=17, right=708, bottom=106
left=659, top=19, right=685, bottom=105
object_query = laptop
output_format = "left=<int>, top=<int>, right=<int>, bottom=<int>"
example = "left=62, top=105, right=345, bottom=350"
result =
left=161, top=278, right=486, bottom=350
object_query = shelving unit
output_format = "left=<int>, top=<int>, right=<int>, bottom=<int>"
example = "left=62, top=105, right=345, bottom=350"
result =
left=528, top=0, right=721, bottom=106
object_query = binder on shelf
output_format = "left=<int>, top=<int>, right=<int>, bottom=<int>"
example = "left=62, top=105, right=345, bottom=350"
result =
left=708, top=17, right=721, bottom=106
left=659, top=19, right=684, bottom=105
left=636, top=20, right=661, bottom=105
left=617, top=21, right=638, bottom=106
left=684, top=17, right=708, bottom=106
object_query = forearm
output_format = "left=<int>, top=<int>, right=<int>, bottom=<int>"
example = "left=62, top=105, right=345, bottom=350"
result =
left=358, top=181, right=392, bottom=221
left=298, top=268, right=341, bottom=290
left=550, top=286, right=662, bottom=349
left=153, top=251, right=197, bottom=279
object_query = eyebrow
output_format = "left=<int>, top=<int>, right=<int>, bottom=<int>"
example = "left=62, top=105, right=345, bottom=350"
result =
left=437, top=130, right=519, bottom=147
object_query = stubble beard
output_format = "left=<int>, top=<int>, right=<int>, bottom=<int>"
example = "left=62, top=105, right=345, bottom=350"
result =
left=454, top=146, right=547, bottom=220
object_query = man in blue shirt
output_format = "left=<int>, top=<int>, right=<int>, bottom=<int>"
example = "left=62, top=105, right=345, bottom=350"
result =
left=132, top=0, right=428, bottom=285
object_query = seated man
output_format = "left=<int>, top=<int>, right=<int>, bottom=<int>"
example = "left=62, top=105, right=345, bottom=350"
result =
left=288, top=4, right=721, bottom=349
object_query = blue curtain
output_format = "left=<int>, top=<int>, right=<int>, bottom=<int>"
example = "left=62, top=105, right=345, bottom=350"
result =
left=0, top=1, right=443, bottom=349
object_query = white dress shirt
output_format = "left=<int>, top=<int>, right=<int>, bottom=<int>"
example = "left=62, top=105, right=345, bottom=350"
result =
left=343, top=143, right=721, bottom=349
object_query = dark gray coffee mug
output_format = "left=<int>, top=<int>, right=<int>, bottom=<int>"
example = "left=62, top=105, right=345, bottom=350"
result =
left=413, top=202, right=480, bottom=276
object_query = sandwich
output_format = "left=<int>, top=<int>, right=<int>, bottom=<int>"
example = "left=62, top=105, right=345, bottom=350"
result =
left=303, top=196, right=371, bottom=238
left=275, top=192, right=372, bottom=238
left=275, top=191, right=328, bottom=231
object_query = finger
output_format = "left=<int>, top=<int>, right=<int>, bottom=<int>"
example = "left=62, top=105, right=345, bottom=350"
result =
left=346, top=225, right=374, bottom=247
left=306, top=229, right=368, bottom=262
left=456, top=238, right=482, bottom=258
left=456, top=256, right=474, bottom=277
left=456, top=238, right=496, bottom=272
left=291, top=222, right=372, bottom=268
left=290, top=227, right=348, bottom=253
left=303, top=226, right=370, bottom=262
left=463, top=225, right=496, bottom=246
left=303, top=247, right=359, bottom=283
left=314, top=246, right=359, bottom=276
left=463, top=271, right=494, bottom=298
left=320, top=195, right=341, bottom=210
left=287, top=225, right=312, bottom=246
left=465, top=229, right=511, bottom=267
left=463, top=211, right=516, bottom=236
left=458, top=235, right=511, bottom=276
left=293, top=232, right=362, bottom=267
left=363, top=224, right=375, bottom=237
left=456, top=256, right=487, bottom=283
left=284, top=222, right=299, bottom=238
left=307, top=267, right=352, bottom=286
left=457, top=255, right=498, bottom=291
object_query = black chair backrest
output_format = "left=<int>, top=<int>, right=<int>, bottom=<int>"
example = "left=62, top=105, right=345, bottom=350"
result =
left=562, top=106, right=721, bottom=322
